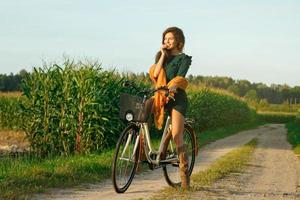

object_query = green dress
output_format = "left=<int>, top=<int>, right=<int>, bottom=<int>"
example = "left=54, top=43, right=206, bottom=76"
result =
left=164, top=53, right=192, bottom=117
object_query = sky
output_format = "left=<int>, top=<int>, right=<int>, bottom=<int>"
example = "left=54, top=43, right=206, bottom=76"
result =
left=0, top=0, right=299, bottom=87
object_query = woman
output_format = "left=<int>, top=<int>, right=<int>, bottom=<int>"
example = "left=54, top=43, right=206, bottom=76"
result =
left=149, top=26, right=192, bottom=189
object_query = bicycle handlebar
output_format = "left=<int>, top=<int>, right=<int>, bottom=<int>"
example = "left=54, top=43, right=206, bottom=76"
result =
left=122, top=81, right=175, bottom=100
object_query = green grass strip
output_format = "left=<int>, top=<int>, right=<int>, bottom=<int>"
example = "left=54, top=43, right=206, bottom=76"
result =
left=150, top=138, right=258, bottom=200
left=0, top=151, right=114, bottom=200
left=197, top=121, right=263, bottom=147
left=286, top=122, right=300, bottom=155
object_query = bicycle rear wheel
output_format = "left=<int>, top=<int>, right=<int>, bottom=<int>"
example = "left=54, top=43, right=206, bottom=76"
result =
left=112, top=124, right=140, bottom=193
left=162, top=124, right=196, bottom=187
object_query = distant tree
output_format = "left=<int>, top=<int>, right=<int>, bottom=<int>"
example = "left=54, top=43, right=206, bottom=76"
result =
left=236, top=80, right=251, bottom=96
left=0, top=69, right=28, bottom=91
left=19, top=69, right=29, bottom=77
left=244, top=89, right=258, bottom=101
left=227, top=84, right=240, bottom=95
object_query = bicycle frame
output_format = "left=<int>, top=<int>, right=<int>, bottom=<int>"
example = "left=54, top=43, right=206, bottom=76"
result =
left=121, top=115, right=178, bottom=167
left=142, top=116, right=175, bottom=165
left=120, top=89, right=181, bottom=167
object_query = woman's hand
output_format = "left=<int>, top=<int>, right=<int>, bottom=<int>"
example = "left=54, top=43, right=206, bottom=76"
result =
left=160, top=44, right=168, bottom=55
left=154, top=44, right=167, bottom=78
left=169, top=85, right=177, bottom=93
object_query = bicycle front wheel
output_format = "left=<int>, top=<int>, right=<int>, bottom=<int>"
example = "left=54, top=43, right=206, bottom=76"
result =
left=112, top=124, right=140, bottom=193
left=162, top=124, right=196, bottom=187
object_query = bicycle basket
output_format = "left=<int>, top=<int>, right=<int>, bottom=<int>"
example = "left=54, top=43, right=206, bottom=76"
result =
left=119, top=93, right=151, bottom=122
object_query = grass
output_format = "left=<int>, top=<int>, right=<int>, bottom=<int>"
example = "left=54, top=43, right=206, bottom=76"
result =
left=286, top=122, right=300, bottom=155
left=150, top=139, right=258, bottom=200
left=0, top=121, right=263, bottom=200
left=257, top=111, right=298, bottom=115
left=257, top=112, right=296, bottom=123
left=258, top=103, right=300, bottom=113
left=0, top=151, right=114, bottom=199
left=197, top=120, right=263, bottom=148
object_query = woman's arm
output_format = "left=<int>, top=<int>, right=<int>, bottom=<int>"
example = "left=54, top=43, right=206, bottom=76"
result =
left=153, top=45, right=167, bottom=78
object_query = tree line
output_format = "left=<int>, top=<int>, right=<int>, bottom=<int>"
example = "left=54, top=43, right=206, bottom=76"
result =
left=123, top=72, right=300, bottom=105
left=0, top=69, right=29, bottom=91
left=186, top=74, right=300, bottom=104
left=1, top=70, right=300, bottom=104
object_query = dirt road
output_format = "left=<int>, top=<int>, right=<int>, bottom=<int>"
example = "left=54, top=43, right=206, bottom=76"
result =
left=33, top=124, right=300, bottom=200
left=191, top=124, right=300, bottom=200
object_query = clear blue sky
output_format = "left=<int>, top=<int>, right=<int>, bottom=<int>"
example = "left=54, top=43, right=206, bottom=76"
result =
left=1, top=0, right=299, bottom=86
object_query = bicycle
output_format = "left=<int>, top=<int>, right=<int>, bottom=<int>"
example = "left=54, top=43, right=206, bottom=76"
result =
left=112, top=82, right=197, bottom=193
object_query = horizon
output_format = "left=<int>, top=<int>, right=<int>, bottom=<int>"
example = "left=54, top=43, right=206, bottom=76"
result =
left=1, top=63, right=299, bottom=88
left=1, top=1, right=299, bottom=87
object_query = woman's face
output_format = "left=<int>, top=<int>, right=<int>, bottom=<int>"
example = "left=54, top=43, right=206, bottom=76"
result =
left=164, top=32, right=178, bottom=51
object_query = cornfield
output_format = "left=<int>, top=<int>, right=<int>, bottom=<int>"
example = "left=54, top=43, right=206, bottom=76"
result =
left=0, top=59, right=258, bottom=156
left=187, top=87, right=255, bottom=130
left=0, top=96, right=25, bottom=130
left=20, top=60, right=149, bottom=156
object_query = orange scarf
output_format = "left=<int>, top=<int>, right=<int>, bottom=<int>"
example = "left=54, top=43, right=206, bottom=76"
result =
left=149, top=64, right=188, bottom=129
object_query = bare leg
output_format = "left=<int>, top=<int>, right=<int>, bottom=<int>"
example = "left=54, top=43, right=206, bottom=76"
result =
left=171, top=109, right=185, bottom=147
left=171, top=109, right=190, bottom=189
